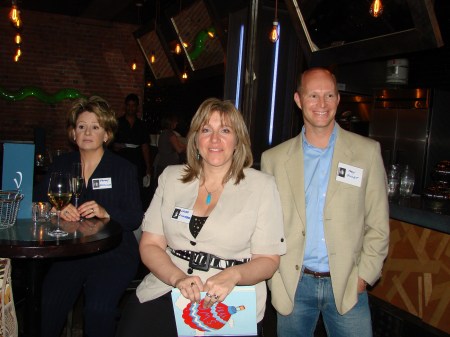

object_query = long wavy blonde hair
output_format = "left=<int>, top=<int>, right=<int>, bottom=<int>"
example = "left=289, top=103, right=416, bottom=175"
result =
left=181, top=98, right=253, bottom=185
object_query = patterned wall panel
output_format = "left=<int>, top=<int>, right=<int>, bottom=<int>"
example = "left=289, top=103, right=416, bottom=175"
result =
left=370, top=219, right=450, bottom=334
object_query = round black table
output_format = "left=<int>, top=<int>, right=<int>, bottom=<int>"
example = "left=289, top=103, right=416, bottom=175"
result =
left=0, top=218, right=123, bottom=337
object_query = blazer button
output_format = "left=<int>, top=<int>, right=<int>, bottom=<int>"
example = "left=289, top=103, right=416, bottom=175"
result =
left=295, top=265, right=300, bottom=271
left=301, top=230, right=305, bottom=236
left=280, top=238, right=284, bottom=242
left=190, top=241, right=196, bottom=246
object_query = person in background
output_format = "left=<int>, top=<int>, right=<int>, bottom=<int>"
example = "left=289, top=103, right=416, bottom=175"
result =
left=116, top=98, right=286, bottom=337
left=38, top=96, right=143, bottom=337
left=261, top=67, right=390, bottom=337
left=153, top=113, right=187, bottom=180
left=113, top=93, right=152, bottom=208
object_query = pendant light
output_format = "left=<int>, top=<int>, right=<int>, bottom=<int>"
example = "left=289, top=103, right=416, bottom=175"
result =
left=131, top=2, right=143, bottom=71
left=269, top=0, right=279, bottom=43
left=151, top=0, right=159, bottom=63
left=369, top=0, right=383, bottom=18
left=9, top=1, right=20, bottom=26
left=150, top=51, right=156, bottom=64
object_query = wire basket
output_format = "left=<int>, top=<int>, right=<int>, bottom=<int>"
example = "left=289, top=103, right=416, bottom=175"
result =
left=0, top=190, right=24, bottom=229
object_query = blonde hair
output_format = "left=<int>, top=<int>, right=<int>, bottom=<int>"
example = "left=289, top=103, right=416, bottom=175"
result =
left=67, top=96, right=117, bottom=145
left=181, top=98, right=253, bottom=185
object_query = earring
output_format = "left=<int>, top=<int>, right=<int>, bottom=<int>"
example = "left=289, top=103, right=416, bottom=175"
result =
left=196, top=149, right=200, bottom=160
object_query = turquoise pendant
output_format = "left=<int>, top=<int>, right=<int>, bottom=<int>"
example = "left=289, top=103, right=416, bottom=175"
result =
left=206, top=193, right=212, bottom=205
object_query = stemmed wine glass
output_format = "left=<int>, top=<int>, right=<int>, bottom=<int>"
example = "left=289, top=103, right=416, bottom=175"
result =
left=47, top=172, right=72, bottom=237
left=71, top=162, right=84, bottom=209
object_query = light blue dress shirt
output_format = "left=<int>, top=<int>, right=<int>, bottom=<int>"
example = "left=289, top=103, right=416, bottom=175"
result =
left=302, top=124, right=337, bottom=272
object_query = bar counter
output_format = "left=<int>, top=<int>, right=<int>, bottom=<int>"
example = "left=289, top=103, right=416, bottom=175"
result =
left=389, top=194, right=450, bottom=234
left=369, top=195, right=450, bottom=335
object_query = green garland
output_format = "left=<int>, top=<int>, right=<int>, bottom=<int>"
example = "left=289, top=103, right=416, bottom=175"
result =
left=0, top=86, right=85, bottom=104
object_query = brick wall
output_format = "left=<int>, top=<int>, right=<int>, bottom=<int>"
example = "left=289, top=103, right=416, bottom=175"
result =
left=0, top=8, right=145, bottom=154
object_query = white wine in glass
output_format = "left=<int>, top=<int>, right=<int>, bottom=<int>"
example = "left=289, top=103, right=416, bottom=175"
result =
left=71, top=162, right=84, bottom=208
left=48, top=172, right=72, bottom=237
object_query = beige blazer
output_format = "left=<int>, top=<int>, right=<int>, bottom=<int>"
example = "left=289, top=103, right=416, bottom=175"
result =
left=261, top=125, right=389, bottom=315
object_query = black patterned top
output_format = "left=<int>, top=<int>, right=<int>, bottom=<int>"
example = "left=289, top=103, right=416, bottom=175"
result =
left=189, top=215, right=207, bottom=238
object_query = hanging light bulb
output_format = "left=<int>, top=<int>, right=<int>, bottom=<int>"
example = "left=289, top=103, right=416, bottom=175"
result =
left=270, top=21, right=279, bottom=43
left=14, top=17, right=22, bottom=28
left=9, top=4, right=19, bottom=24
left=207, top=27, right=216, bottom=38
left=181, top=70, right=188, bottom=80
left=369, top=0, right=383, bottom=18
left=131, top=60, right=137, bottom=71
left=175, top=43, right=182, bottom=54
left=150, top=51, right=156, bottom=64
left=146, top=81, right=152, bottom=87
left=269, top=0, right=279, bottom=42
left=14, top=47, right=21, bottom=62
left=14, top=33, right=21, bottom=45
left=183, top=42, right=188, bottom=48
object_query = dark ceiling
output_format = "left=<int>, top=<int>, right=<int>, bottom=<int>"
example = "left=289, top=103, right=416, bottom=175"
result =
left=5, top=0, right=449, bottom=67
left=7, top=0, right=249, bottom=25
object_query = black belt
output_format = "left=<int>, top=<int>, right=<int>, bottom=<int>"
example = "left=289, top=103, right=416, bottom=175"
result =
left=303, top=267, right=331, bottom=278
left=169, top=248, right=250, bottom=272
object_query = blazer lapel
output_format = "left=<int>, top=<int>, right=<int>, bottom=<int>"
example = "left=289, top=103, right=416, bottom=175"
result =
left=325, top=126, right=353, bottom=208
left=285, top=135, right=307, bottom=228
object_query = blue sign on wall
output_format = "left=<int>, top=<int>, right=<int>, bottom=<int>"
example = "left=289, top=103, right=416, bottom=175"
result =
left=2, top=142, right=35, bottom=219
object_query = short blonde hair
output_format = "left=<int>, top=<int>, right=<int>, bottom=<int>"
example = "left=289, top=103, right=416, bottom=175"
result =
left=181, top=98, right=253, bottom=184
left=67, top=96, right=117, bottom=146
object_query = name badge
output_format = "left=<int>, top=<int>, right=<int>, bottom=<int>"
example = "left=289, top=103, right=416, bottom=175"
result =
left=172, top=207, right=193, bottom=224
left=336, top=162, right=363, bottom=187
left=92, top=177, right=112, bottom=190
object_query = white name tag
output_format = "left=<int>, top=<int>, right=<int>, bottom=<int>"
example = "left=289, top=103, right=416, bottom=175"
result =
left=336, top=162, right=363, bottom=187
left=92, top=177, right=112, bottom=190
left=171, top=207, right=193, bottom=224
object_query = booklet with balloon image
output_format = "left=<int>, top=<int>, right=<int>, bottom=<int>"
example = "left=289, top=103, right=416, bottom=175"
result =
left=171, top=285, right=257, bottom=336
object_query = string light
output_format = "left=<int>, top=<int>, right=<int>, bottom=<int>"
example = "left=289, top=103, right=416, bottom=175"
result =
left=369, top=0, right=383, bottom=18
left=9, top=0, right=23, bottom=62
left=131, top=60, right=137, bottom=71
left=269, top=0, right=279, bottom=42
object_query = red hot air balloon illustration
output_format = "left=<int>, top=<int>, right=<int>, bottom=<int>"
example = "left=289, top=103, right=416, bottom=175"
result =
left=182, top=299, right=246, bottom=332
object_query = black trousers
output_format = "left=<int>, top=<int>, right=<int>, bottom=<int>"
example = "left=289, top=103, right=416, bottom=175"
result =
left=116, top=291, right=263, bottom=337
left=41, top=251, right=138, bottom=337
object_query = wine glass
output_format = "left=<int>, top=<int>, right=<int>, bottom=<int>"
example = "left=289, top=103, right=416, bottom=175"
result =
left=71, top=162, right=84, bottom=208
left=47, top=172, right=72, bottom=237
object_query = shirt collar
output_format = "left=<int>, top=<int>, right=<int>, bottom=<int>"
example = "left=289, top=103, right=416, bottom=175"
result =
left=301, top=123, right=338, bottom=150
